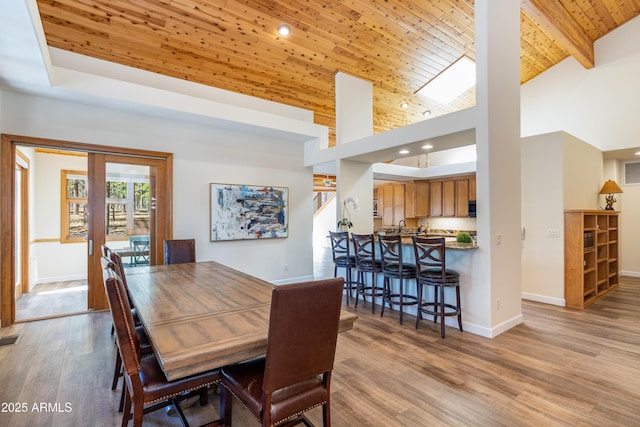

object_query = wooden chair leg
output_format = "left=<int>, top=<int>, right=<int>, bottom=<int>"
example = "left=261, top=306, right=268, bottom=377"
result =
left=121, top=388, right=132, bottom=427
left=322, top=401, right=330, bottom=426
left=220, top=386, right=232, bottom=427
left=112, top=351, right=122, bottom=390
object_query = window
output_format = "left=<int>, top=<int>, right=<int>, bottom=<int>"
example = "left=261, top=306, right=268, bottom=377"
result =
left=105, top=175, right=150, bottom=238
left=61, top=170, right=88, bottom=243
left=60, top=170, right=151, bottom=243
left=623, top=160, right=640, bottom=185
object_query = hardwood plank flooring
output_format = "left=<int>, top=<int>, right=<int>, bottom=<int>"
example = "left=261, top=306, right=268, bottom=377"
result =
left=15, top=280, right=88, bottom=321
left=0, top=277, right=639, bottom=426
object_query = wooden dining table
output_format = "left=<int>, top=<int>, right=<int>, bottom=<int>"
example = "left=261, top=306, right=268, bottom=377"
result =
left=125, top=261, right=358, bottom=381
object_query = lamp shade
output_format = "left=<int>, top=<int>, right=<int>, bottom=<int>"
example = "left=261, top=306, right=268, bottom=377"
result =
left=599, top=180, right=623, bottom=194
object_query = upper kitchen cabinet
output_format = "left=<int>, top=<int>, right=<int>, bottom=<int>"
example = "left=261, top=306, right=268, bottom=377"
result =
left=379, top=183, right=405, bottom=226
left=455, top=178, right=470, bottom=217
left=405, top=181, right=430, bottom=218
left=429, top=174, right=476, bottom=218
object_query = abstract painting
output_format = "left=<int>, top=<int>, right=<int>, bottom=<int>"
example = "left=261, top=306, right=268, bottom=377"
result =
left=210, top=183, right=288, bottom=241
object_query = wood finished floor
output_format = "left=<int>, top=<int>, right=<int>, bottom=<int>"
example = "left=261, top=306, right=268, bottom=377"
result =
left=15, top=280, right=89, bottom=321
left=1, top=276, right=639, bottom=426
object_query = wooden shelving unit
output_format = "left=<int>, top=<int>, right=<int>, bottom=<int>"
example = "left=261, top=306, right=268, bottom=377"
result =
left=564, top=210, right=619, bottom=309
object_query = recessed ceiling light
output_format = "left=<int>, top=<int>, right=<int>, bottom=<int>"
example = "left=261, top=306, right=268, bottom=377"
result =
left=417, top=56, right=476, bottom=104
left=277, top=24, right=291, bottom=36
left=399, top=149, right=410, bottom=154
left=423, top=110, right=432, bottom=116
left=422, top=144, right=433, bottom=150
left=400, top=101, right=409, bottom=109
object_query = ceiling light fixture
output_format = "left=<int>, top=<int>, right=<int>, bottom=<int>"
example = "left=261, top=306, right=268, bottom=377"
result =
left=422, top=144, right=433, bottom=150
left=400, top=101, right=409, bottom=109
left=399, top=149, right=410, bottom=154
left=417, top=56, right=476, bottom=104
left=277, top=24, right=291, bottom=36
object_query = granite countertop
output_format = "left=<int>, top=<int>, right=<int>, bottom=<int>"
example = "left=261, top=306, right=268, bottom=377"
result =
left=398, top=235, right=478, bottom=250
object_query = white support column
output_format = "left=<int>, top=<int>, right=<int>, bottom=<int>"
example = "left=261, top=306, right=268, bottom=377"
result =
left=335, top=72, right=373, bottom=145
left=334, top=72, right=374, bottom=233
left=474, top=0, right=523, bottom=335
left=336, top=159, right=373, bottom=235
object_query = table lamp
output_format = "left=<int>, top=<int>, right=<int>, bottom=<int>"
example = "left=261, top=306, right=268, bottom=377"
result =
left=599, top=179, right=623, bottom=210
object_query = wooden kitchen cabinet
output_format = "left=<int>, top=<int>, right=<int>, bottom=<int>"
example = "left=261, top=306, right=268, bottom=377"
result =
left=455, top=178, right=469, bottom=217
left=468, top=176, right=476, bottom=200
left=428, top=176, right=476, bottom=217
left=378, top=183, right=405, bottom=226
left=429, top=181, right=443, bottom=217
left=405, top=181, right=429, bottom=218
left=564, top=210, right=619, bottom=309
left=442, top=180, right=455, bottom=217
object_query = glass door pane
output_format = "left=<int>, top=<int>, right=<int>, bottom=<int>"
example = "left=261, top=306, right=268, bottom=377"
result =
left=105, top=162, right=153, bottom=267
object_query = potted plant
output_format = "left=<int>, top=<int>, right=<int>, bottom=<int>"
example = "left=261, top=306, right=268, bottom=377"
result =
left=337, top=197, right=359, bottom=231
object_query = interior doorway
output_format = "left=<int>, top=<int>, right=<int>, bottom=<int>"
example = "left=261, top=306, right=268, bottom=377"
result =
left=1, top=134, right=173, bottom=326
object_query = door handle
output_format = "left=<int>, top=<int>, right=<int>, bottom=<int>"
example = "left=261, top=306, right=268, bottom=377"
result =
left=88, top=239, right=93, bottom=256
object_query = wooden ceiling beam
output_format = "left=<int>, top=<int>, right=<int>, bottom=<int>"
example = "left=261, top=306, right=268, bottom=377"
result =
left=521, top=0, right=595, bottom=69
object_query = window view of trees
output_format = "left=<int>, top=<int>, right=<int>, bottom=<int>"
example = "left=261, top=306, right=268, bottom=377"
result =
left=61, top=171, right=150, bottom=242
left=62, top=171, right=88, bottom=242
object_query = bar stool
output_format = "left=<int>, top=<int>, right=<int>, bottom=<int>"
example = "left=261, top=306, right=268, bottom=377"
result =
left=412, top=236, right=462, bottom=338
left=329, top=231, right=357, bottom=305
left=378, top=234, right=418, bottom=325
left=351, top=233, right=385, bottom=314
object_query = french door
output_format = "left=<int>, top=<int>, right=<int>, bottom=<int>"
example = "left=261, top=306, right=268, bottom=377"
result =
left=1, top=135, right=173, bottom=325
left=87, top=154, right=171, bottom=310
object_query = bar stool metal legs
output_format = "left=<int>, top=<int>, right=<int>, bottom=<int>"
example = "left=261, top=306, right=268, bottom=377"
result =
left=378, top=234, right=418, bottom=325
left=352, top=233, right=385, bottom=314
left=413, top=236, right=463, bottom=338
left=329, top=231, right=357, bottom=305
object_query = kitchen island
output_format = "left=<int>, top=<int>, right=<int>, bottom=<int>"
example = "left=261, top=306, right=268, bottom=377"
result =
left=365, top=233, right=478, bottom=329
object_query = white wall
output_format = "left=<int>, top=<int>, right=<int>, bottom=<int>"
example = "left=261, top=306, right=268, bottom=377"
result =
left=32, top=151, right=88, bottom=283
left=563, top=134, right=605, bottom=210
left=1, top=91, right=315, bottom=284
left=522, top=15, right=640, bottom=152
left=521, top=132, right=565, bottom=305
left=312, top=194, right=336, bottom=249
left=521, top=14, right=640, bottom=279
left=521, top=131, right=604, bottom=305
left=617, top=160, right=640, bottom=276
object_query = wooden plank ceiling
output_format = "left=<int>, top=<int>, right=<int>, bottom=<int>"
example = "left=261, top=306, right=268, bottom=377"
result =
left=37, top=0, right=640, bottom=145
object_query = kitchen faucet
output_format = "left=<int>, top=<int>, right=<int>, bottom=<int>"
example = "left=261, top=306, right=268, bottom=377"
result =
left=398, top=219, right=406, bottom=232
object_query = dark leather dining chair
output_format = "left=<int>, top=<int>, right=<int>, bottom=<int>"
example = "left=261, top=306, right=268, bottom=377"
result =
left=412, top=236, right=462, bottom=338
left=164, top=238, right=196, bottom=265
left=101, top=256, right=151, bottom=412
left=102, top=266, right=222, bottom=427
left=220, top=278, right=344, bottom=427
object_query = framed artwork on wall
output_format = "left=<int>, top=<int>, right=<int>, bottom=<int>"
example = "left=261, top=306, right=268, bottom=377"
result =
left=210, top=183, right=289, bottom=241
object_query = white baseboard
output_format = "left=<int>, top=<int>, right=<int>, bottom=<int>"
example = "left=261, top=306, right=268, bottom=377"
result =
left=462, top=314, right=524, bottom=338
left=36, top=274, right=86, bottom=284
left=522, top=292, right=565, bottom=306
left=271, top=275, right=315, bottom=285
left=621, top=270, right=640, bottom=278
